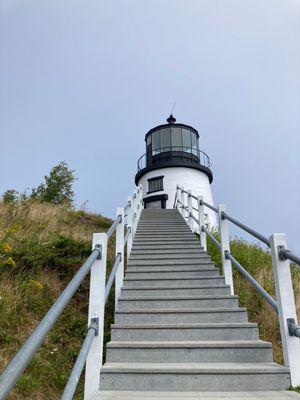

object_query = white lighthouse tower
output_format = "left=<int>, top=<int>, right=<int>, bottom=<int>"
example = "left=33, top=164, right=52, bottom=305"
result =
left=135, top=115, right=216, bottom=225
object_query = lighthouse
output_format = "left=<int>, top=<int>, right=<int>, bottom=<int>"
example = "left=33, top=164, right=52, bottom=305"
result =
left=135, top=115, right=216, bottom=225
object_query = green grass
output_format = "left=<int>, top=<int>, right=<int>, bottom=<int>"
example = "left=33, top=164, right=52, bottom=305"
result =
left=207, top=233, right=300, bottom=365
left=1, top=202, right=299, bottom=398
left=0, top=201, right=115, bottom=400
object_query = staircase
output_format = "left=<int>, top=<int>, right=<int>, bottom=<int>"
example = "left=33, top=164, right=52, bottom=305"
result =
left=97, top=209, right=294, bottom=398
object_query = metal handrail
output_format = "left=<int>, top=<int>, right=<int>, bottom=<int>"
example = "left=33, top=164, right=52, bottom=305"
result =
left=61, top=321, right=98, bottom=400
left=124, top=227, right=131, bottom=245
left=201, top=226, right=222, bottom=250
left=280, top=249, right=300, bottom=267
left=107, top=214, right=122, bottom=239
left=0, top=248, right=101, bottom=400
left=200, top=199, right=218, bottom=213
left=195, top=215, right=277, bottom=312
left=105, top=253, right=122, bottom=303
left=62, top=250, right=123, bottom=399
left=225, top=251, right=278, bottom=313
left=221, top=212, right=270, bottom=247
left=288, top=319, right=300, bottom=338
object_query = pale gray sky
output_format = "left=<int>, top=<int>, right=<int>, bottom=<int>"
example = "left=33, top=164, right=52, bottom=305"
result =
left=1, top=0, right=300, bottom=251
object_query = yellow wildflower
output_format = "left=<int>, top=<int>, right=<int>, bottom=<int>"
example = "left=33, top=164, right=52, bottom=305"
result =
left=5, top=257, right=16, bottom=268
left=29, top=280, right=44, bottom=290
left=1, top=243, right=12, bottom=253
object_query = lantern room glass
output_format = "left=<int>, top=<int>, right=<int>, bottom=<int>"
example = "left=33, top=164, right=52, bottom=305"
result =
left=146, top=127, right=199, bottom=156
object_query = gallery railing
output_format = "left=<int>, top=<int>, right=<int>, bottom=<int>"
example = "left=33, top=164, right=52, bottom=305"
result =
left=137, top=146, right=211, bottom=172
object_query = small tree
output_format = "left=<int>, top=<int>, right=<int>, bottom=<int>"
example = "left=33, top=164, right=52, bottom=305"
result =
left=2, top=190, right=19, bottom=204
left=31, top=161, right=75, bottom=206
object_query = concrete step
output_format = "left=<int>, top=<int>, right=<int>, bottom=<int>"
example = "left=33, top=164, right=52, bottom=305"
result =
left=126, top=265, right=216, bottom=272
left=121, top=285, right=231, bottom=296
left=111, top=323, right=259, bottom=341
left=130, top=249, right=205, bottom=255
left=129, top=253, right=210, bottom=260
left=123, top=276, right=225, bottom=288
left=124, top=269, right=220, bottom=279
left=93, top=390, right=300, bottom=400
left=133, top=239, right=199, bottom=244
left=106, top=340, right=273, bottom=363
left=115, top=308, right=248, bottom=324
left=128, top=259, right=211, bottom=266
left=99, top=363, right=290, bottom=391
left=131, top=244, right=203, bottom=250
left=118, top=296, right=239, bottom=310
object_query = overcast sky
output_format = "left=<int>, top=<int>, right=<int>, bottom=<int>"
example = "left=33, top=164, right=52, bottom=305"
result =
left=1, top=0, right=299, bottom=251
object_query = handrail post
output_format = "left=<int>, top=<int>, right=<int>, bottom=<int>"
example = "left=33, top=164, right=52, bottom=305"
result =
left=115, top=208, right=124, bottom=309
left=270, top=234, right=300, bottom=387
left=138, top=184, right=143, bottom=218
left=198, top=196, right=207, bottom=251
left=180, top=188, right=185, bottom=217
left=132, top=191, right=137, bottom=238
left=187, top=190, right=193, bottom=231
left=84, top=233, right=107, bottom=400
left=218, top=205, right=234, bottom=295
left=126, top=197, right=133, bottom=261
left=175, top=185, right=180, bottom=210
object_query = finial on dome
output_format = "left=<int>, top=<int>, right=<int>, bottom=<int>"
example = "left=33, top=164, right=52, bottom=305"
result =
left=167, top=114, right=176, bottom=124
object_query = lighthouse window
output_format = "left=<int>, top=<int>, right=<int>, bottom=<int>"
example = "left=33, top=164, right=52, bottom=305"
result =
left=152, top=130, right=161, bottom=154
left=148, top=176, right=164, bottom=193
left=161, top=127, right=171, bottom=151
left=182, top=128, right=192, bottom=150
left=171, top=127, right=182, bottom=150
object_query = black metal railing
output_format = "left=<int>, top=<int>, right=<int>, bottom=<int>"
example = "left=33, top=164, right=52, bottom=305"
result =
left=137, top=146, right=211, bottom=172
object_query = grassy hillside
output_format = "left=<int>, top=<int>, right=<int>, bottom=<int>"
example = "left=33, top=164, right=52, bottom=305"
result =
left=0, top=201, right=114, bottom=399
left=207, top=235, right=300, bottom=365
left=1, top=201, right=299, bottom=398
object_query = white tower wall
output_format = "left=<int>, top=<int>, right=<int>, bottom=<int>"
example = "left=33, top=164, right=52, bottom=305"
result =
left=137, top=166, right=217, bottom=227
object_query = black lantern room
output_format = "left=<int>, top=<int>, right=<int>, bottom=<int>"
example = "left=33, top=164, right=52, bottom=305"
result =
left=135, top=115, right=213, bottom=185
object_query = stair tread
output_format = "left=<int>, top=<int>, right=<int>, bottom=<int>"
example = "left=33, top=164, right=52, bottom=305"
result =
left=107, top=340, right=271, bottom=348
left=119, top=295, right=238, bottom=300
left=93, top=390, right=300, bottom=400
left=116, top=308, right=247, bottom=313
left=122, top=285, right=230, bottom=290
left=112, top=323, right=258, bottom=328
left=101, top=362, right=289, bottom=374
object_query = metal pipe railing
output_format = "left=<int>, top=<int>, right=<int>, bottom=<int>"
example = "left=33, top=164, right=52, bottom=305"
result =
left=280, top=249, right=300, bottom=267
left=225, top=251, right=278, bottom=313
left=104, top=253, right=122, bottom=303
left=288, top=319, right=300, bottom=338
left=202, top=226, right=222, bottom=251
left=200, top=199, right=218, bottom=213
left=0, top=248, right=101, bottom=400
left=60, top=321, right=98, bottom=400
left=221, top=212, right=270, bottom=247
left=106, top=214, right=122, bottom=239
left=124, top=227, right=131, bottom=245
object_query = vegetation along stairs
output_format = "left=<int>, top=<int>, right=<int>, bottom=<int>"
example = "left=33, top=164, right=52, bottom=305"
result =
left=97, top=209, right=296, bottom=399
